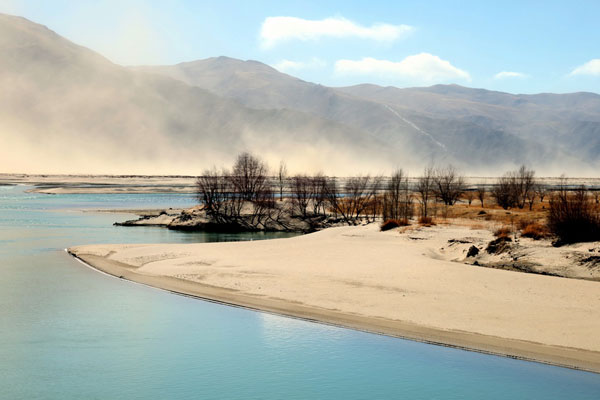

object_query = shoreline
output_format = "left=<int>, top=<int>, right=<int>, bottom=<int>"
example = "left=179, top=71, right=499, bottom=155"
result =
left=68, top=226, right=600, bottom=374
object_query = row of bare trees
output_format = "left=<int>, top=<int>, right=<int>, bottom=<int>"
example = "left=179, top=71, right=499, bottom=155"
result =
left=199, top=153, right=571, bottom=227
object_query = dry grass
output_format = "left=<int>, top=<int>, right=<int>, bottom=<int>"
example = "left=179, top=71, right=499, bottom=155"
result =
left=380, top=218, right=409, bottom=231
left=520, top=223, right=549, bottom=240
left=494, top=226, right=513, bottom=238
left=418, top=216, right=436, bottom=226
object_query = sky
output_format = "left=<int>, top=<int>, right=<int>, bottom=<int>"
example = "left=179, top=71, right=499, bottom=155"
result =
left=1, top=0, right=599, bottom=94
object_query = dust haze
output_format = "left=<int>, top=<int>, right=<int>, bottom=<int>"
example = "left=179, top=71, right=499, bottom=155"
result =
left=1, top=13, right=600, bottom=178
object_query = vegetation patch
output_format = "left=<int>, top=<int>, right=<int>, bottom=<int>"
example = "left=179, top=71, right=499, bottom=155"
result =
left=548, top=184, right=600, bottom=245
left=494, top=226, right=512, bottom=238
left=520, top=223, right=549, bottom=240
left=418, top=216, right=436, bottom=226
left=380, top=219, right=409, bottom=231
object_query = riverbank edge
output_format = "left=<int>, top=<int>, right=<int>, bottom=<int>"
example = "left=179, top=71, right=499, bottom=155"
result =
left=68, top=250, right=600, bottom=374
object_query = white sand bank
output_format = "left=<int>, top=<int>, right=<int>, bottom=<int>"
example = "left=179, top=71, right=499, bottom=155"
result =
left=69, top=224, right=600, bottom=372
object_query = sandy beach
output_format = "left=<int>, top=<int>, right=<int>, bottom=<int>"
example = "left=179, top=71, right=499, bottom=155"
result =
left=69, top=223, right=600, bottom=373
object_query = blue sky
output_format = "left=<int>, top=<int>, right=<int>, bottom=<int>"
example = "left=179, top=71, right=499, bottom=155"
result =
left=1, top=0, right=599, bottom=93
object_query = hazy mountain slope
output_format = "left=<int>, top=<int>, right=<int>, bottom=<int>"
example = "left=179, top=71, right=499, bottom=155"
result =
left=139, top=58, right=565, bottom=173
left=340, top=84, right=600, bottom=163
left=135, top=57, right=452, bottom=163
left=2, top=13, right=597, bottom=175
left=0, top=14, right=391, bottom=174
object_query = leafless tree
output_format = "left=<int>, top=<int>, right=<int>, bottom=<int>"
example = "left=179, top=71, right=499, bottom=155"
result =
left=492, top=174, right=515, bottom=209
left=344, top=176, right=370, bottom=221
left=515, top=165, right=536, bottom=209
left=277, top=160, right=287, bottom=201
left=526, top=188, right=537, bottom=211
left=416, top=166, right=435, bottom=217
left=291, top=175, right=311, bottom=218
left=196, top=168, right=228, bottom=220
left=535, top=184, right=549, bottom=203
left=310, top=173, right=328, bottom=216
left=434, top=165, right=465, bottom=206
left=249, top=186, right=276, bottom=227
left=324, top=177, right=340, bottom=219
left=464, top=190, right=475, bottom=206
left=229, top=152, right=269, bottom=201
left=382, top=169, right=413, bottom=221
left=325, top=175, right=381, bottom=224
left=476, top=186, right=486, bottom=207
left=196, top=168, right=243, bottom=222
left=492, top=165, right=536, bottom=209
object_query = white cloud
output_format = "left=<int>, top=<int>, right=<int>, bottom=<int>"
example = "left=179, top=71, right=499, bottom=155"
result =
left=570, top=59, right=600, bottom=76
left=494, top=71, right=528, bottom=79
left=272, top=57, right=326, bottom=73
left=334, top=53, right=470, bottom=84
left=260, top=16, right=413, bottom=49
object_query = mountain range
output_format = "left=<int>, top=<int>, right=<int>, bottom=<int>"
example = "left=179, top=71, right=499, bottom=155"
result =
left=1, top=13, right=599, bottom=175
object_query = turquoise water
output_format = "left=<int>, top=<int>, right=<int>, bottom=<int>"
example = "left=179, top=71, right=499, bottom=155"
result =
left=0, top=185, right=598, bottom=399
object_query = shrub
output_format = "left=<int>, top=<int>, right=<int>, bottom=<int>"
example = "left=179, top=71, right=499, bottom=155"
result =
left=418, top=216, right=436, bottom=226
left=520, top=223, right=549, bottom=240
left=517, top=219, right=534, bottom=231
left=380, top=219, right=409, bottom=231
left=548, top=185, right=600, bottom=244
left=494, top=226, right=512, bottom=238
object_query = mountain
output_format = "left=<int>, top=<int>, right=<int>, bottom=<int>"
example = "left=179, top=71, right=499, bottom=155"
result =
left=134, top=57, right=457, bottom=167
left=0, top=14, right=388, bottom=175
left=140, top=58, right=600, bottom=175
left=1, top=13, right=599, bottom=175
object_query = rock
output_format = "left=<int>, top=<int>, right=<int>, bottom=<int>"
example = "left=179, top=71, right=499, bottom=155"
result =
left=448, top=238, right=472, bottom=244
left=466, top=245, right=480, bottom=257
left=486, top=236, right=512, bottom=254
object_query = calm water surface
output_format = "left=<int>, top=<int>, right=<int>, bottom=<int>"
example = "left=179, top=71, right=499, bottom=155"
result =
left=0, top=185, right=598, bottom=399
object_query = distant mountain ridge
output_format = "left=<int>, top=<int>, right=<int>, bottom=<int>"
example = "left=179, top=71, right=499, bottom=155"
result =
left=136, top=57, right=600, bottom=174
left=1, top=13, right=599, bottom=175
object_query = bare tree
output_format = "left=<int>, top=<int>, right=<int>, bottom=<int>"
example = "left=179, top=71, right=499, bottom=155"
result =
left=229, top=152, right=269, bottom=201
left=526, top=188, right=537, bottom=211
left=464, top=190, right=475, bottom=206
left=515, top=165, right=536, bottom=209
left=291, top=175, right=311, bottom=218
left=476, top=186, right=486, bottom=207
left=536, top=184, right=549, bottom=204
left=345, top=176, right=375, bottom=221
left=434, top=165, right=465, bottom=206
left=197, top=168, right=228, bottom=221
left=324, top=177, right=340, bottom=219
left=492, top=174, right=515, bottom=209
left=249, top=186, right=276, bottom=227
left=309, top=173, right=328, bottom=216
left=492, top=165, right=536, bottom=209
left=325, top=175, right=381, bottom=224
left=196, top=168, right=243, bottom=222
left=382, top=169, right=413, bottom=221
left=416, top=166, right=435, bottom=217
left=277, top=160, right=287, bottom=201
